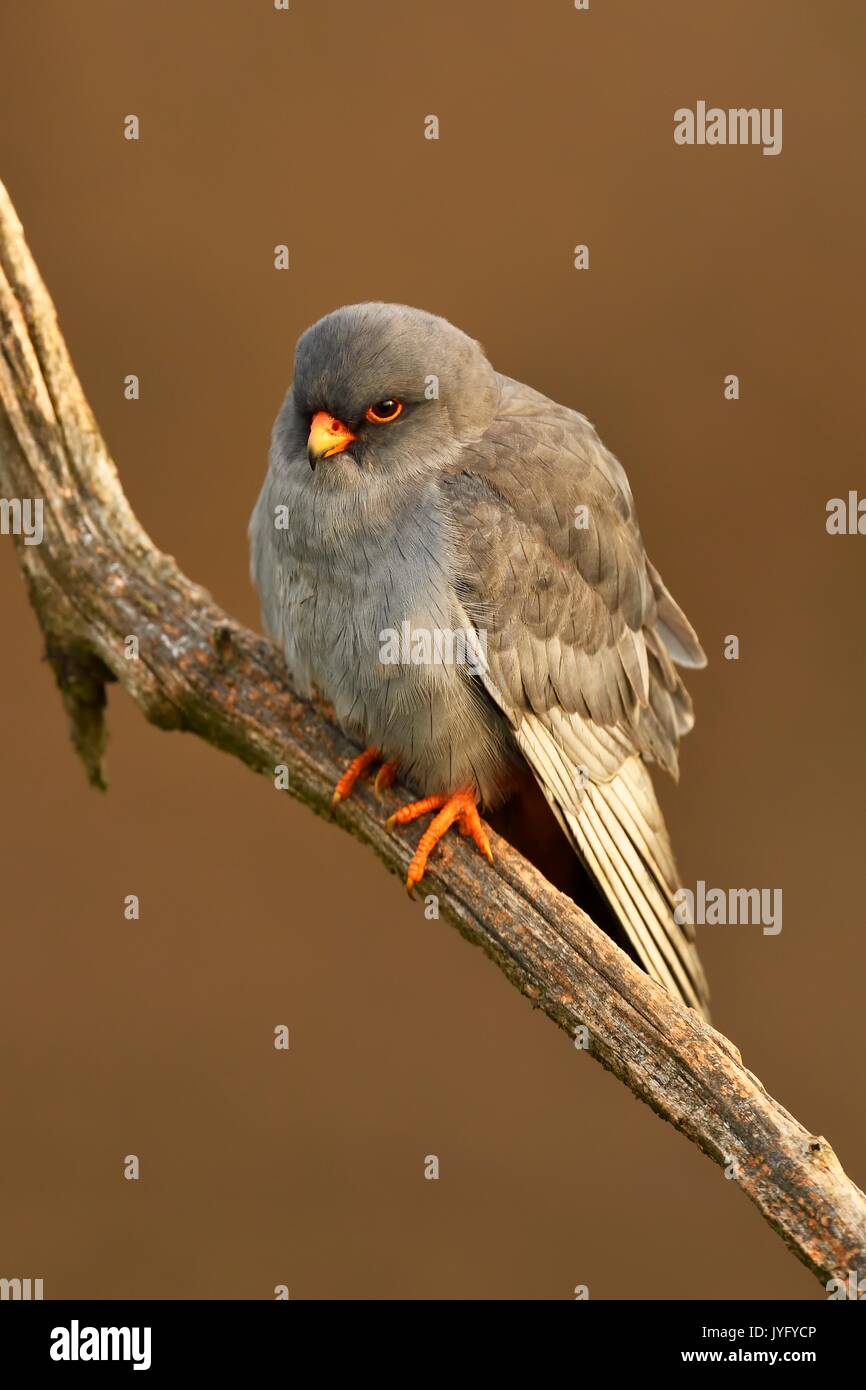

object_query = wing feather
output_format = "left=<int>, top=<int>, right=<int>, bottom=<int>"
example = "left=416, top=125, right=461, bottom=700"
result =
left=445, top=375, right=710, bottom=1017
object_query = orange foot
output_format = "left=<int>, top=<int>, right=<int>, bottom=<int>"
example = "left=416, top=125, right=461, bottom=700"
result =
left=331, top=747, right=398, bottom=807
left=385, top=789, right=493, bottom=893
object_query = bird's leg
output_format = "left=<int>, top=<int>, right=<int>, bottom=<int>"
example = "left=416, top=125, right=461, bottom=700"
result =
left=385, top=789, right=493, bottom=892
left=332, top=747, right=379, bottom=805
left=331, top=747, right=397, bottom=807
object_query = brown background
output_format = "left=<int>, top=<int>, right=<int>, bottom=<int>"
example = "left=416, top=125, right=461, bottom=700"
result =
left=1, top=0, right=863, bottom=1300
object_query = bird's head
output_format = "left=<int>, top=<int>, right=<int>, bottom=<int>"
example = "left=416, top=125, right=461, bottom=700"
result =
left=275, top=303, right=498, bottom=487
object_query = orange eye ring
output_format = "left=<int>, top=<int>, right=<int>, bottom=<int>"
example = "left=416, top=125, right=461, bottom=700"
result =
left=365, top=399, right=403, bottom=424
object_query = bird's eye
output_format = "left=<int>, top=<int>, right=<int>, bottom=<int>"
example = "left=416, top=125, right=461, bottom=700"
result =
left=365, top=399, right=403, bottom=424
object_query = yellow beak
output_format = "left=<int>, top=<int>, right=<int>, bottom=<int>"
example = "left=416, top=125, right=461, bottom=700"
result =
left=307, top=411, right=356, bottom=468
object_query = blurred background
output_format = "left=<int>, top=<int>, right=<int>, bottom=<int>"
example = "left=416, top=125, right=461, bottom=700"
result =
left=1, top=0, right=863, bottom=1299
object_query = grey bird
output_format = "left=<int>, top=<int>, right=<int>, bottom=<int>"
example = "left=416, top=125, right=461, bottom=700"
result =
left=249, top=302, right=709, bottom=1016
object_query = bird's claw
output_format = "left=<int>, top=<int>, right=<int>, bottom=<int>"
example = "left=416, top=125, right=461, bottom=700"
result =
left=387, top=789, right=493, bottom=891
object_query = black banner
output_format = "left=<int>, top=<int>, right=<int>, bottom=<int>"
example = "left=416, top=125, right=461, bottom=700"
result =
left=0, top=1299, right=860, bottom=1374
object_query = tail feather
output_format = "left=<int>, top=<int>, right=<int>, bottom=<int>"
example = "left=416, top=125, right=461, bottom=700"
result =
left=515, top=712, right=710, bottom=1019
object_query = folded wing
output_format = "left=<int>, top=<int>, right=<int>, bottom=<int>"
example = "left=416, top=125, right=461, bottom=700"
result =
left=442, top=376, right=709, bottom=1016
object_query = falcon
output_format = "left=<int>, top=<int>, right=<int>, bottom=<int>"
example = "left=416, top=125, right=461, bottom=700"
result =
left=249, top=303, right=709, bottom=1016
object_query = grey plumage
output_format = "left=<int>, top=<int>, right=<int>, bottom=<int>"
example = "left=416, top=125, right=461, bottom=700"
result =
left=250, top=302, right=709, bottom=1016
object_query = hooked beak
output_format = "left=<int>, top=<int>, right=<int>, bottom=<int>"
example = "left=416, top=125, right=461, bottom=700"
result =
left=307, top=411, right=356, bottom=469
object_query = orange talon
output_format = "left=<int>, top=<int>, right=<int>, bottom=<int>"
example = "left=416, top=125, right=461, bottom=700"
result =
left=331, top=747, right=380, bottom=806
left=385, top=789, right=493, bottom=892
left=373, top=760, right=398, bottom=799
left=385, top=793, right=448, bottom=828
left=458, top=804, right=494, bottom=863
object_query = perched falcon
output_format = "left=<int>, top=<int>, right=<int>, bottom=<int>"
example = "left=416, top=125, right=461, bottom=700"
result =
left=249, top=303, right=709, bottom=1016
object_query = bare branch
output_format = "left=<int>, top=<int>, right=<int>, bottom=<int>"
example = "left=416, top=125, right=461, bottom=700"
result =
left=1, top=178, right=863, bottom=1291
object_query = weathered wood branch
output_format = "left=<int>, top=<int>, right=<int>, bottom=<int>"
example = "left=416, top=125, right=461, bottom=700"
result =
left=1, top=177, right=863, bottom=1292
